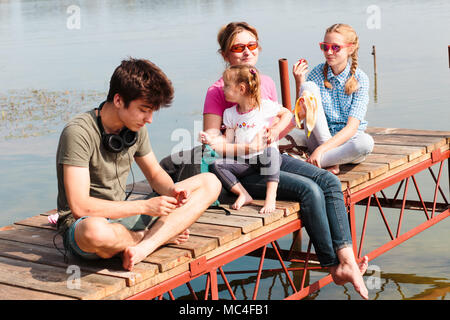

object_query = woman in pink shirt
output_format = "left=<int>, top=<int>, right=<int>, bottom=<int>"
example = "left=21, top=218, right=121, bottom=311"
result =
left=202, top=21, right=369, bottom=299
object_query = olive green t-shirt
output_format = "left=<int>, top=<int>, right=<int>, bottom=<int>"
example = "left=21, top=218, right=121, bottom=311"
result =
left=56, top=108, right=152, bottom=233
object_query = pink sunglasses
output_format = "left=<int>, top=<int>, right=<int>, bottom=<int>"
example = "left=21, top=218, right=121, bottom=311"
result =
left=319, top=42, right=352, bottom=53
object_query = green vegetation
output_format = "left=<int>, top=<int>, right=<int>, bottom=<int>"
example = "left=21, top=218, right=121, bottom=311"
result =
left=0, top=89, right=105, bottom=141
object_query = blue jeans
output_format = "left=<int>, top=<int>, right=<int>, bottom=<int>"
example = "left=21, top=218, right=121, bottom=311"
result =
left=240, top=154, right=352, bottom=267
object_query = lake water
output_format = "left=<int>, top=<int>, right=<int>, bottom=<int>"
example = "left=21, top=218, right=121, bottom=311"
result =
left=0, top=0, right=449, bottom=300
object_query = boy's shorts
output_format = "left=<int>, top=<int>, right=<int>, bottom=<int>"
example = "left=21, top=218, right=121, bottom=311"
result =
left=64, top=214, right=156, bottom=260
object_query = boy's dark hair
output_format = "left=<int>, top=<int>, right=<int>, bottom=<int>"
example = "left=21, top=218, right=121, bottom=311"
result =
left=106, top=58, right=174, bottom=110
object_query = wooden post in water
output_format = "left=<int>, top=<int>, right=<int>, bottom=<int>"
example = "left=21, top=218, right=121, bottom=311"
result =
left=278, top=58, right=302, bottom=253
left=448, top=45, right=450, bottom=68
left=278, top=58, right=292, bottom=111
left=372, top=45, right=378, bottom=102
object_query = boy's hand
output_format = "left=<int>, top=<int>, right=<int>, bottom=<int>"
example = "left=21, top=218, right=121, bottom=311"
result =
left=171, top=186, right=189, bottom=207
left=144, top=196, right=179, bottom=216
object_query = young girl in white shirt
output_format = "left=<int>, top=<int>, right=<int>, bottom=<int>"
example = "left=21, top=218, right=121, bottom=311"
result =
left=200, top=65, right=291, bottom=213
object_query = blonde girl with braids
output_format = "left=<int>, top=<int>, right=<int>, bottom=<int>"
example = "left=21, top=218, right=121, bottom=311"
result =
left=200, top=65, right=292, bottom=213
left=293, top=23, right=374, bottom=175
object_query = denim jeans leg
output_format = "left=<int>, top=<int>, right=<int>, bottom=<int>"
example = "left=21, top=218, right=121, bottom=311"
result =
left=279, top=155, right=353, bottom=258
left=240, top=169, right=339, bottom=267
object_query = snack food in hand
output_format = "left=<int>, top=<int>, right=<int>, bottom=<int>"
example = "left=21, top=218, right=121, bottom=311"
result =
left=294, top=90, right=318, bottom=138
left=294, top=58, right=308, bottom=69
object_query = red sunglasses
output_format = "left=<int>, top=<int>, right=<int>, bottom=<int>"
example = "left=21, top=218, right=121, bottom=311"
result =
left=319, top=42, right=352, bottom=53
left=230, top=41, right=259, bottom=53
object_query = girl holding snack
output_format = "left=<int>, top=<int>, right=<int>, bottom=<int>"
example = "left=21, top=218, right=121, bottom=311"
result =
left=293, top=23, right=374, bottom=175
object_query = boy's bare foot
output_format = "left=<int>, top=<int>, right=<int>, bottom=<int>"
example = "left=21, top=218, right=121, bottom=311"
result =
left=122, top=229, right=190, bottom=271
left=167, top=229, right=190, bottom=245
left=232, top=193, right=253, bottom=210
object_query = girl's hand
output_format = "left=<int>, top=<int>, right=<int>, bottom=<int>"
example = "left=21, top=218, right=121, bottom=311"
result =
left=199, top=131, right=220, bottom=145
left=266, top=126, right=279, bottom=145
left=293, top=59, right=309, bottom=87
left=249, top=128, right=268, bottom=153
left=307, top=146, right=324, bottom=168
left=144, top=195, right=179, bottom=216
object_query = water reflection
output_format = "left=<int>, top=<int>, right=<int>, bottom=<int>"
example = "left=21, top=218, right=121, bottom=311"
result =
left=171, top=265, right=449, bottom=300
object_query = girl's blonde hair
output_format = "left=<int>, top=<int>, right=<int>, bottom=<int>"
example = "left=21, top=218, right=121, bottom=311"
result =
left=323, top=23, right=360, bottom=95
left=223, top=64, right=261, bottom=108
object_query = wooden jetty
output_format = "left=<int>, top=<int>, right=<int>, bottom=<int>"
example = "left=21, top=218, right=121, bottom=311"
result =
left=0, top=127, right=448, bottom=300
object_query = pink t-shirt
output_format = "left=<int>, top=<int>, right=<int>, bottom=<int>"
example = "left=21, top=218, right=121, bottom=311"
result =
left=203, top=74, right=278, bottom=117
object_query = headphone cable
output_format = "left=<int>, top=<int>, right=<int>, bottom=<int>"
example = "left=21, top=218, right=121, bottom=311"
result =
left=115, top=152, right=135, bottom=201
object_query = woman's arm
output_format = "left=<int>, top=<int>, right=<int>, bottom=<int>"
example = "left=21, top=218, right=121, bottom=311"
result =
left=203, top=113, right=266, bottom=157
left=268, top=107, right=294, bottom=144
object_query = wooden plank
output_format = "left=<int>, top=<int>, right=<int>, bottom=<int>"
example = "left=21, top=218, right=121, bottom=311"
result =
left=364, top=153, right=408, bottom=169
left=15, top=214, right=56, bottom=230
left=372, top=134, right=446, bottom=153
left=350, top=152, right=432, bottom=194
left=340, top=162, right=389, bottom=179
left=143, top=247, right=192, bottom=272
left=0, top=283, right=75, bottom=300
left=196, top=211, right=263, bottom=234
left=0, top=239, right=158, bottom=287
left=0, top=224, right=62, bottom=248
left=208, top=205, right=284, bottom=226
left=249, top=199, right=300, bottom=216
left=337, top=171, right=370, bottom=188
left=188, top=222, right=241, bottom=246
left=0, top=256, right=125, bottom=300
left=203, top=213, right=301, bottom=261
left=40, top=209, right=57, bottom=216
left=372, top=144, right=426, bottom=161
left=366, top=127, right=450, bottom=143
left=104, top=212, right=302, bottom=300
left=167, top=235, right=218, bottom=258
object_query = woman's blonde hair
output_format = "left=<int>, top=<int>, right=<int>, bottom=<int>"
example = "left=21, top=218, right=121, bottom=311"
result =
left=223, top=64, right=261, bottom=108
left=217, top=22, right=260, bottom=59
left=323, top=23, right=360, bottom=95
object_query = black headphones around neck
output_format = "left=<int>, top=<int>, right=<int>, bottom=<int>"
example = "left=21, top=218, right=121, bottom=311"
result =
left=96, top=101, right=138, bottom=153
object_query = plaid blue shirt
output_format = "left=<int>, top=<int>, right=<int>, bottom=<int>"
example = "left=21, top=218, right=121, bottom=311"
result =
left=307, top=62, right=369, bottom=136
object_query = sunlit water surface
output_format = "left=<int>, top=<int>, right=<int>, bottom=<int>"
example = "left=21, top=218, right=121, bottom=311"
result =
left=0, top=0, right=449, bottom=300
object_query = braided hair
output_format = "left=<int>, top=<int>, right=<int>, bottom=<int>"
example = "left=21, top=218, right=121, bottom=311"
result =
left=322, top=24, right=360, bottom=95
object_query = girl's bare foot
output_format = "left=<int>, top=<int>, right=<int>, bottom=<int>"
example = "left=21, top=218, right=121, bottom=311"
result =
left=232, top=193, right=253, bottom=210
left=260, top=197, right=276, bottom=214
left=326, top=165, right=340, bottom=175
